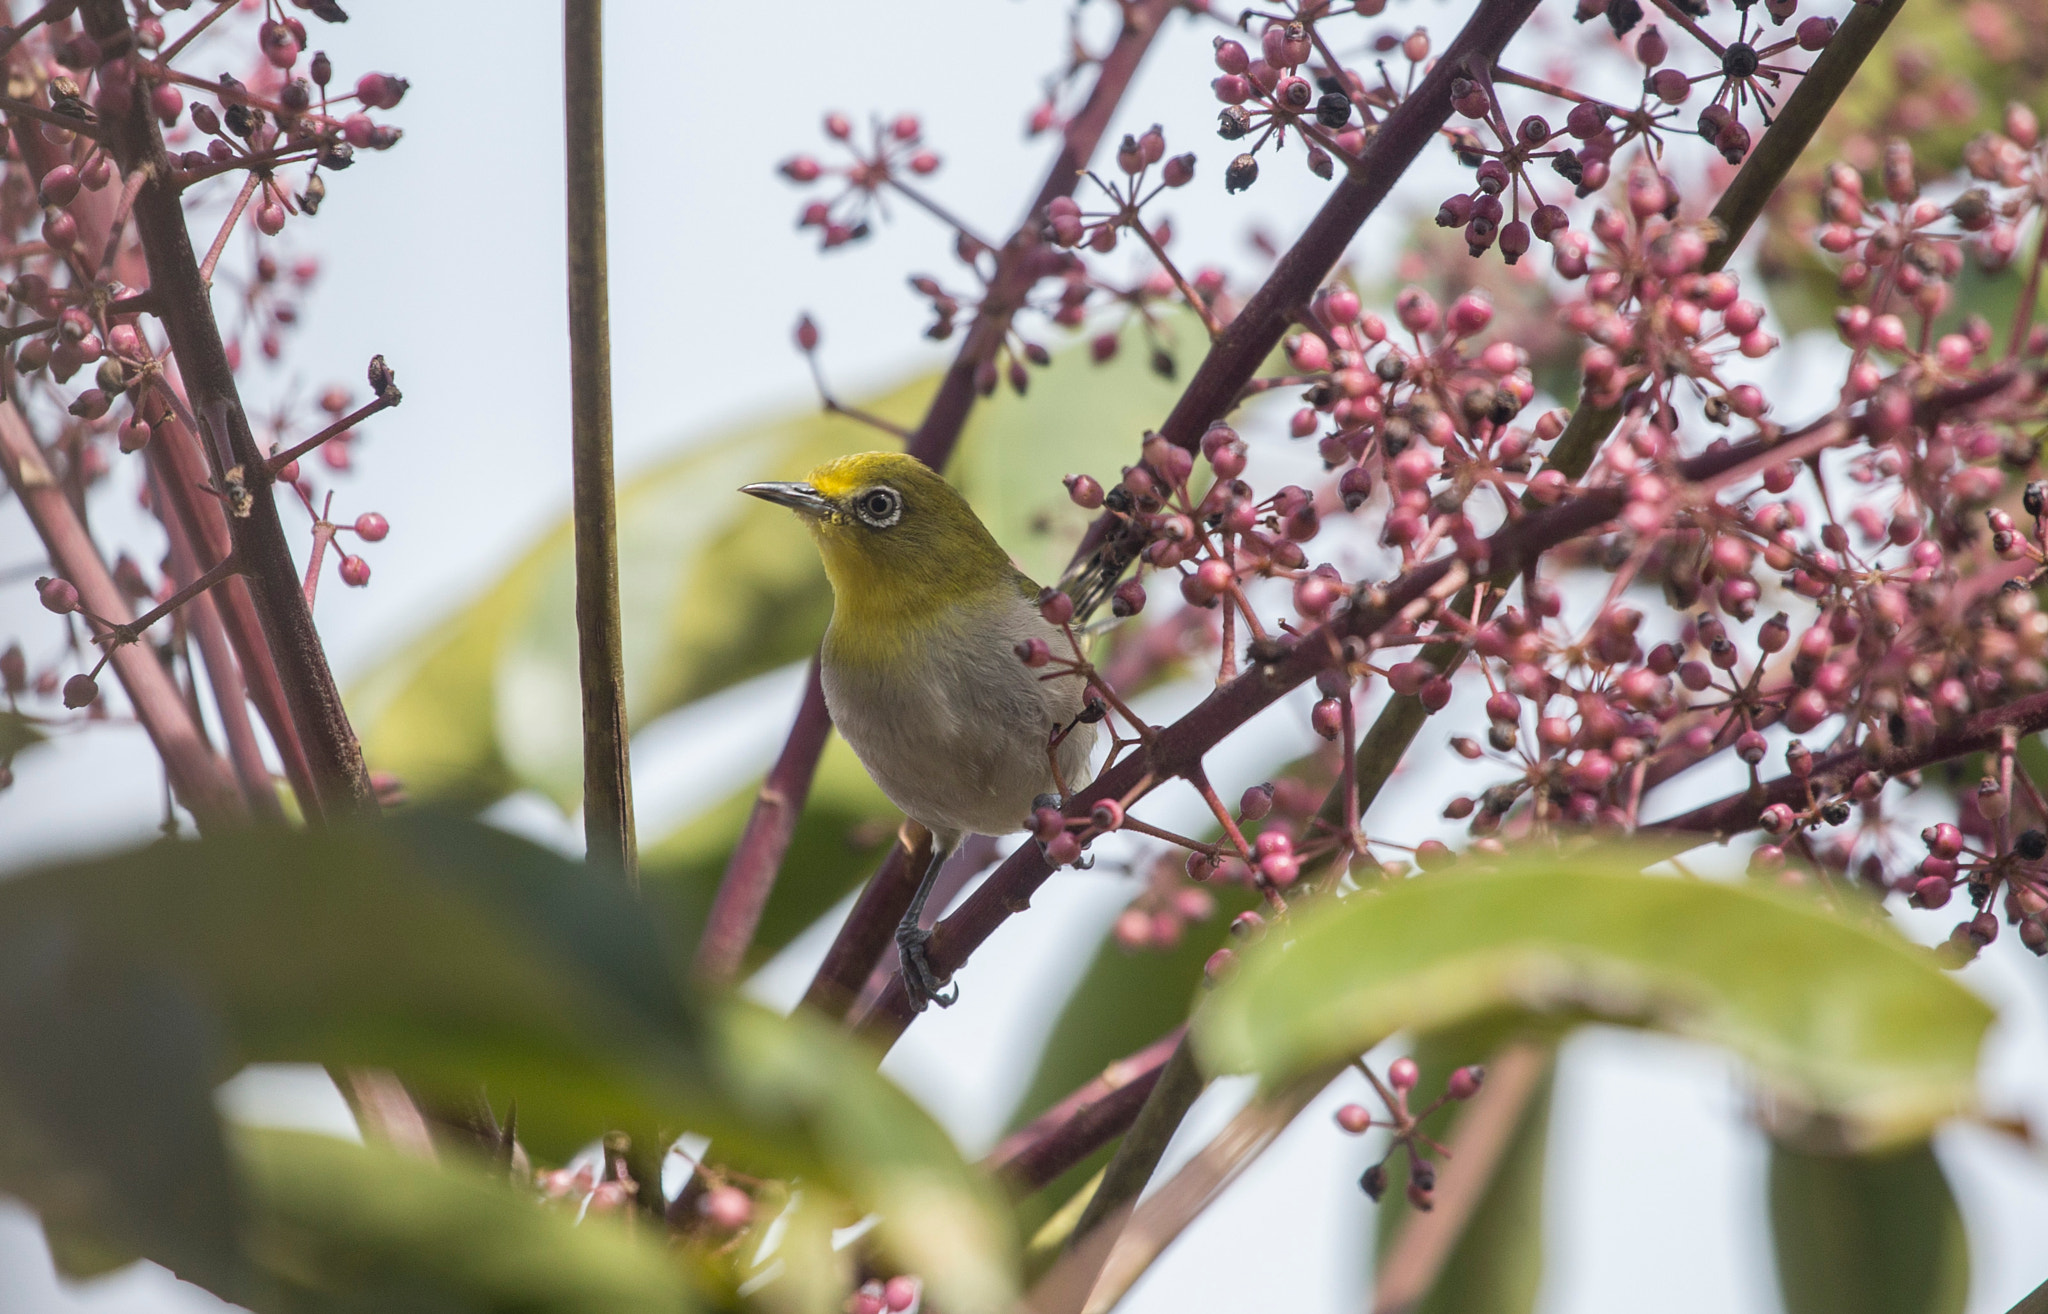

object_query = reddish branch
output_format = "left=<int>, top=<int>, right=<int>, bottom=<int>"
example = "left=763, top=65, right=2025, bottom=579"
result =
left=78, top=0, right=378, bottom=821
left=851, top=373, right=2023, bottom=1043
left=0, top=402, right=245, bottom=827
left=1654, top=684, right=2048, bottom=838
left=696, top=0, right=1185, bottom=980
left=985, top=1028, right=1183, bottom=1195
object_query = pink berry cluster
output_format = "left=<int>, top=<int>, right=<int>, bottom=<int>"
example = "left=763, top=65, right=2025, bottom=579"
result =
left=1334, top=1054, right=1486, bottom=1210
left=1, top=5, right=404, bottom=784
left=780, top=112, right=941, bottom=250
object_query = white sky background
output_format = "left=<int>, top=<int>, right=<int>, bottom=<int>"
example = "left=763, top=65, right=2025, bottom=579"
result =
left=2, top=1, right=2047, bottom=1311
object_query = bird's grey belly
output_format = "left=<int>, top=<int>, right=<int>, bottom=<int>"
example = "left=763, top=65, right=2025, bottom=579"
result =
left=822, top=621, right=1096, bottom=842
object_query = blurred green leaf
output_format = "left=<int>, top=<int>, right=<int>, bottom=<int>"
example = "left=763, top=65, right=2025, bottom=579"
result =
left=641, top=734, right=897, bottom=972
left=353, top=321, right=1205, bottom=809
left=0, top=708, right=43, bottom=761
left=1371, top=1026, right=1554, bottom=1314
left=0, top=931, right=242, bottom=1294
left=0, top=815, right=1016, bottom=1312
left=1769, top=1139, right=1969, bottom=1314
left=238, top=1130, right=708, bottom=1314
left=1195, top=849, right=1991, bottom=1148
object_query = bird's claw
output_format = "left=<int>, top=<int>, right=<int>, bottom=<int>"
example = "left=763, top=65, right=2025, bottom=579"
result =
left=897, top=924, right=958, bottom=1012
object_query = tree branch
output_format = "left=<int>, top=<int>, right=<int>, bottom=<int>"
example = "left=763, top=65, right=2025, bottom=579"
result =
left=985, top=1028, right=1183, bottom=1195
left=564, top=0, right=637, bottom=880
left=0, top=402, right=245, bottom=828
left=78, top=0, right=378, bottom=820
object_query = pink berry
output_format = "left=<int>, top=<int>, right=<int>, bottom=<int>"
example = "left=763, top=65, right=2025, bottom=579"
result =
left=355, top=73, right=409, bottom=110
left=338, top=555, right=371, bottom=588
left=699, top=1185, right=752, bottom=1231
left=1336, top=1103, right=1373, bottom=1133
left=1387, top=1057, right=1419, bottom=1091
left=1448, top=1065, right=1485, bottom=1100
left=353, top=512, right=389, bottom=541
left=882, top=1276, right=919, bottom=1312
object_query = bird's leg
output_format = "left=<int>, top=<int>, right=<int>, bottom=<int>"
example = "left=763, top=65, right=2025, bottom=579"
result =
left=897, top=837, right=959, bottom=1012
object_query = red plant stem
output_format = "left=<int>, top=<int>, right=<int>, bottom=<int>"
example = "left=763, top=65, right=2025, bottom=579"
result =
left=265, top=393, right=398, bottom=475
left=1652, top=684, right=2048, bottom=839
left=852, top=372, right=2020, bottom=1044
left=80, top=0, right=378, bottom=820
left=156, top=466, right=283, bottom=820
left=697, top=659, right=832, bottom=983
left=984, top=1028, right=1184, bottom=1195
left=696, top=0, right=1185, bottom=983
left=800, top=834, right=919, bottom=1017
left=196, top=169, right=259, bottom=284
left=0, top=402, right=245, bottom=828
left=142, top=390, right=321, bottom=817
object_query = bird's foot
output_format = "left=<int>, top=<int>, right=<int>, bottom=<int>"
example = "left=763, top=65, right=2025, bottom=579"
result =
left=1032, top=792, right=1063, bottom=812
left=896, top=923, right=958, bottom=1012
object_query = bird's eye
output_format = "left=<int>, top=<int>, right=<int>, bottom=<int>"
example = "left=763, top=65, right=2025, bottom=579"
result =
left=854, top=486, right=902, bottom=528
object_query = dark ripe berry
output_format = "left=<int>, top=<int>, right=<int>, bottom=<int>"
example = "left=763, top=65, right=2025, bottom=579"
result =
left=1360, top=1163, right=1389, bottom=1200
left=1110, top=579, right=1146, bottom=617
left=1316, top=92, right=1352, bottom=129
left=1606, top=0, right=1644, bottom=35
left=2025, top=482, right=2046, bottom=517
left=1409, top=1160, right=1436, bottom=1192
left=225, top=102, right=259, bottom=137
left=1217, top=106, right=1251, bottom=141
left=1721, top=41, right=1760, bottom=79
left=310, top=51, right=332, bottom=87
left=62, top=673, right=98, bottom=709
left=2019, top=829, right=2047, bottom=861
left=1225, top=153, right=1259, bottom=193
left=1820, top=799, right=1852, bottom=826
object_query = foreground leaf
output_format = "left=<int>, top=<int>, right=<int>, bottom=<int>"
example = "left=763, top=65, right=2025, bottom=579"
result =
left=1195, top=849, right=1991, bottom=1148
left=238, top=1130, right=706, bottom=1314
left=0, top=814, right=1015, bottom=1312
left=1769, top=1139, right=1969, bottom=1314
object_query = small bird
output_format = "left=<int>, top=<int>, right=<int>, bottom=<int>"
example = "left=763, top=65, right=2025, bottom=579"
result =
left=744, top=453, right=1097, bottom=1011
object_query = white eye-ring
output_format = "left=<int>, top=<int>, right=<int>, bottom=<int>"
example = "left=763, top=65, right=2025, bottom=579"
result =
left=854, top=485, right=903, bottom=528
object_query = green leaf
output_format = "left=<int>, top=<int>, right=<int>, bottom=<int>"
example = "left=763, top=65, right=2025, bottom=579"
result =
left=1371, top=1026, right=1553, bottom=1314
left=640, top=734, right=898, bottom=972
left=351, top=320, right=1206, bottom=809
left=0, top=815, right=1017, bottom=1312
left=1769, top=1139, right=1969, bottom=1314
left=0, top=707, right=44, bottom=762
left=1195, top=848, right=1991, bottom=1148
left=237, top=1130, right=708, bottom=1314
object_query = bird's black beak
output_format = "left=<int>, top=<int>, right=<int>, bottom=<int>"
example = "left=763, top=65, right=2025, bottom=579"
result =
left=741, top=481, right=832, bottom=517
